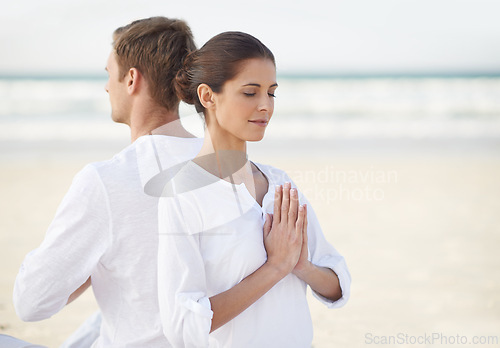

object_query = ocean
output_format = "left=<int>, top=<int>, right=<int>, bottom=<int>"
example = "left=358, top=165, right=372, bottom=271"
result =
left=1, top=75, right=500, bottom=160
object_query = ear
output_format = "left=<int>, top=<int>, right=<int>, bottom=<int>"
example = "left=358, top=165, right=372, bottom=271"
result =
left=126, top=67, right=142, bottom=95
left=197, top=83, right=215, bottom=109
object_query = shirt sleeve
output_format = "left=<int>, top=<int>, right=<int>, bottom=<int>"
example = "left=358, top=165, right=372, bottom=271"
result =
left=13, top=164, right=110, bottom=321
left=157, top=194, right=213, bottom=348
left=287, top=174, right=351, bottom=309
left=302, top=193, right=351, bottom=308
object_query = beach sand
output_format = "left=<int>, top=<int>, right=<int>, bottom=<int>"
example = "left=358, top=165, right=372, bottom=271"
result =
left=1, top=138, right=500, bottom=347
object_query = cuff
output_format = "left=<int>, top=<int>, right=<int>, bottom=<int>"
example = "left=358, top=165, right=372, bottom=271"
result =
left=176, top=292, right=213, bottom=347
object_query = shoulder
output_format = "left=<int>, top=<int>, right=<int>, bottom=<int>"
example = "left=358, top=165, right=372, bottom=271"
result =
left=85, top=134, right=202, bottom=179
left=252, top=161, right=293, bottom=186
left=85, top=141, right=138, bottom=175
left=78, top=135, right=203, bottom=194
left=137, top=135, right=203, bottom=194
left=67, top=141, right=140, bottom=196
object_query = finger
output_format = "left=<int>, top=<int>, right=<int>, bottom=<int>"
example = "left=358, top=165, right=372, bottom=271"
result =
left=281, top=182, right=291, bottom=221
left=263, top=213, right=273, bottom=239
left=288, top=187, right=299, bottom=226
left=295, top=204, right=305, bottom=241
left=273, top=185, right=282, bottom=223
left=303, top=204, right=308, bottom=246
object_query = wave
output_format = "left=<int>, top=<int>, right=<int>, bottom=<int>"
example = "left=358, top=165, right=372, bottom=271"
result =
left=1, top=77, right=500, bottom=140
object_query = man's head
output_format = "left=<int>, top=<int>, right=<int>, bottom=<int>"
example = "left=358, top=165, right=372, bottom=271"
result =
left=105, top=17, right=196, bottom=125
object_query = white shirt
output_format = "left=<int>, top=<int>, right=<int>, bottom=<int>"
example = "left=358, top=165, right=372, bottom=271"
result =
left=14, top=135, right=203, bottom=348
left=158, top=161, right=351, bottom=348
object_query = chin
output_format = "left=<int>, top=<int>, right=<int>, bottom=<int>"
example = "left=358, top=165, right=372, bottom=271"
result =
left=111, top=113, right=126, bottom=125
left=246, top=133, right=266, bottom=142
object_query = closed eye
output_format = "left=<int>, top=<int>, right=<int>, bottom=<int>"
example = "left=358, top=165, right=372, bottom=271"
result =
left=268, top=93, right=276, bottom=98
left=244, top=93, right=256, bottom=97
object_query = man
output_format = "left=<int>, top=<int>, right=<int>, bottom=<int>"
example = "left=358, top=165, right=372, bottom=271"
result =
left=13, top=17, right=202, bottom=347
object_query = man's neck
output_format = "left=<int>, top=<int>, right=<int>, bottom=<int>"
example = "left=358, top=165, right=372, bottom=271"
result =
left=129, top=107, right=192, bottom=142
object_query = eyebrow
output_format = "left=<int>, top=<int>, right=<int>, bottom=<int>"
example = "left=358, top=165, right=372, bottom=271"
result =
left=243, top=83, right=278, bottom=88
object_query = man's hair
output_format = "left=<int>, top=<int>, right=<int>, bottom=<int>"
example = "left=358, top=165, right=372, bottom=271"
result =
left=113, top=17, right=196, bottom=111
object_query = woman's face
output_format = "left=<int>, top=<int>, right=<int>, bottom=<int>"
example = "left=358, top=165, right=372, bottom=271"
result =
left=210, top=58, right=278, bottom=144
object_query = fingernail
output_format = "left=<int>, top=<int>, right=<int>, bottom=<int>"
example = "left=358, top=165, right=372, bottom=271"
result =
left=275, top=185, right=281, bottom=192
left=299, top=204, right=304, bottom=211
left=290, top=188, right=297, bottom=196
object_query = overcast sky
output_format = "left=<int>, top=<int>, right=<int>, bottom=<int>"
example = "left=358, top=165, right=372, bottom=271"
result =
left=2, top=0, right=500, bottom=76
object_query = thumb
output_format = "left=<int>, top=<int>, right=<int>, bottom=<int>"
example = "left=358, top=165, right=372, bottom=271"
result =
left=263, top=213, right=273, bottom=238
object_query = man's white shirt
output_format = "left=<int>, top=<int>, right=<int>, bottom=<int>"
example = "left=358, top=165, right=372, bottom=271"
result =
left=14, top=135, right=203, bottom=348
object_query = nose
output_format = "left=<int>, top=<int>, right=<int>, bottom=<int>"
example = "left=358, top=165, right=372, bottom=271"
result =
left=258, top=95, right=273, bottom=112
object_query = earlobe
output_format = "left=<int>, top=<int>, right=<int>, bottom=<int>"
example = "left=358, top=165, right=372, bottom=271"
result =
left=197, top=84, right=215, bottom=109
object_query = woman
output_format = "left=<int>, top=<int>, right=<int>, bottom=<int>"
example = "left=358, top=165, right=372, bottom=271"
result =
left=157, top=32, right=350, bottom=348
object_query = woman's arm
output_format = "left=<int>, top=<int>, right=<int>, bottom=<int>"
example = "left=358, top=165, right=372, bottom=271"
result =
left=292, top=197, right=350, bottom=302
left=209, top=184, right=305, bottom=332
left=209, top=257, right=285, bottom=332
left=292, top=205, right=342, bottom=301
left=294, top=264, right=342, bottom=302
left=158, top=183, right=305, bottom=345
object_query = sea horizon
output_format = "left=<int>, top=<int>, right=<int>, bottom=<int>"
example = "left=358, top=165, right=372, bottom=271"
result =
left=2, top=70, right=500, bottom=81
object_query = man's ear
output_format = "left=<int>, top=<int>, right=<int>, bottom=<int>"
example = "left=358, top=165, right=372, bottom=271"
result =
left=197, top=83, right=215, bottom=109
left=126, top=67, right=142, bottom=95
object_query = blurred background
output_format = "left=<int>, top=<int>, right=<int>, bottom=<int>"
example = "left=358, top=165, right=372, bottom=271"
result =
left=1, top=0, right=500, bottom=347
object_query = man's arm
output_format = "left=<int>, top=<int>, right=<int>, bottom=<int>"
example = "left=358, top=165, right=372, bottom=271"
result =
left=14, top=165, right=110, bottom=321
left=67, top=277, right=92, bottom=305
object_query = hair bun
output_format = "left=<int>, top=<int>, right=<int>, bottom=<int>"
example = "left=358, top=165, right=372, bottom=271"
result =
left=174, top=54, right=196, bottom=105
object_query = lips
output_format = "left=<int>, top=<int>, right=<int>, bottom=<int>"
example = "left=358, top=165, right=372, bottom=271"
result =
left=248, top=119, right=268, bottom=127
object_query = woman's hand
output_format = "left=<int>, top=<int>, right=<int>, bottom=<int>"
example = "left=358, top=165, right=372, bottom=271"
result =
left=208, top=183, right=306, bottom=332
left=292, top=204, right=311, bottom=277
left=263, top=183, right=306, bottom=278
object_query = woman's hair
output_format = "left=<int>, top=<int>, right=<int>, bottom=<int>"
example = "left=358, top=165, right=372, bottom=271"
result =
left=175, top=31, right=275, bottom=113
